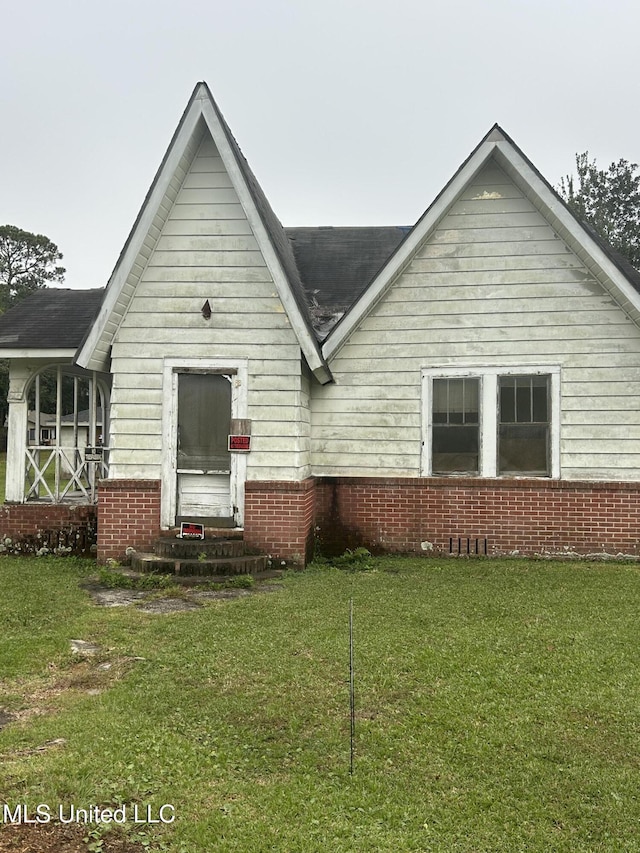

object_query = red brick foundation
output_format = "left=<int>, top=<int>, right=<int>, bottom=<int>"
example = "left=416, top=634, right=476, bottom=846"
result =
left=97, top=479, right=161, bottom=563
left=0, top=502, right=97, bottom=542
left=314, top=477, right=640, bottom=557
left=8, top=475, right=640, bottom=566
left=244, top=478, right=316, bottom=565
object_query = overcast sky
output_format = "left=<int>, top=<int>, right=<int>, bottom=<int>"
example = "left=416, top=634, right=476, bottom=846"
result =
left=1, top=0, right=639, bottom=290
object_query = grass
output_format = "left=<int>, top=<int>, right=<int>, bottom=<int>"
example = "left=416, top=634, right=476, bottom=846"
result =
left=1, top=555, right=640, bottom=851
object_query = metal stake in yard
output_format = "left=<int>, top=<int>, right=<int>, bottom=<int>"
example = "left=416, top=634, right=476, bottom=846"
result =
left=349, top=597, right=355, bottom=775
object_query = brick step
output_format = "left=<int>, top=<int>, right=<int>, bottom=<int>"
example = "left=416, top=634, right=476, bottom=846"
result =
left=154, top=537, right=250, bottom=559
left=131, top=552, right=268, bottom=577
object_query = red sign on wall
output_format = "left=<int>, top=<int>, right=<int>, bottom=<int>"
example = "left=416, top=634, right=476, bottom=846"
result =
left=228, top=435, right=251, bottom=452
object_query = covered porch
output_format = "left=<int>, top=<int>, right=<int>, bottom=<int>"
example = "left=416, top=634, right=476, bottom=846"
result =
left=0, top=287, right=107, bottom=514
left=6, top=360, right=110, bottom=505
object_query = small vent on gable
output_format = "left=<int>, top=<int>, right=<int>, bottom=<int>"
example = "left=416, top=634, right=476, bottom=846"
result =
left=201, top=300, right=212, bottom=320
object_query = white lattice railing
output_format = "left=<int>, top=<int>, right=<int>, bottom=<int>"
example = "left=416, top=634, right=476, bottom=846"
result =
left=24, top=446, right=109, bottom=504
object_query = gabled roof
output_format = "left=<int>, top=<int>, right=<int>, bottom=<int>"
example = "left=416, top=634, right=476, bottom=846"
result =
left=74, top=82, right=331, bottom=383
left=3, top=115, right=640, bottom=374
left=32, top=407, right=104, bottom=426
left=322, top=124, right=640, bottom=359
left=0, top=288, right=103, bottom=358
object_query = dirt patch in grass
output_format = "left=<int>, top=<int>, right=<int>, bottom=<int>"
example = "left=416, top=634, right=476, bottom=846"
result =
left=0, top=822, right=147, bottom=852
left=0, top=657, right=139, bottom=739
left=83, top=576, right=284, bottom=612
left=0, top=711, right=16, bottom=728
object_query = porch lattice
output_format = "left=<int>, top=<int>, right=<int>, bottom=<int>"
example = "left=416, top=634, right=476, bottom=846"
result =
left=25, top=446, right=109, bottom=504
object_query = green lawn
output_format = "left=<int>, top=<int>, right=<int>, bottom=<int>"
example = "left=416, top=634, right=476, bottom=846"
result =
left=1, top=556, right=640, bottom=851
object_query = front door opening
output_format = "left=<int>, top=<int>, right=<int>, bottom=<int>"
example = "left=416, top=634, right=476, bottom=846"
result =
left=176, top=372, right=233, bottom=526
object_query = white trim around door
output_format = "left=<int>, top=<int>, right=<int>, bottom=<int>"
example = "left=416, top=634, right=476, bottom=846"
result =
left=161, top=358, right=248, bottom=529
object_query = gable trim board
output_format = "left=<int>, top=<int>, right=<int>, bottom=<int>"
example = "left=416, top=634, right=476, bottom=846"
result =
left=75, top=82, right=331, bottom=385
left=322, top=125, right=640, bottom=361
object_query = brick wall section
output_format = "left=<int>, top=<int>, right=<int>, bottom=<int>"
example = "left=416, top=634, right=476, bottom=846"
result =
left=97, top=479, right=161, bottom=563
left=244, top=478, right=316, bottom=565
left=0, top=503, right=96, bottom=539
left=6, top=475, right=640, bottom=565
left=315, top=477, right=640, bottom=557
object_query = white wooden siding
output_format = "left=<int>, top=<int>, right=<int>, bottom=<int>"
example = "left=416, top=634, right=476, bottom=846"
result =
left=108, top=131, right=309, bottom=483
left=313, top=158, right=640, bottom=480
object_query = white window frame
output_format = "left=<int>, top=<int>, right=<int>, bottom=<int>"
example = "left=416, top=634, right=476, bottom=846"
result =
left=421, top=365, right=561, bottom=478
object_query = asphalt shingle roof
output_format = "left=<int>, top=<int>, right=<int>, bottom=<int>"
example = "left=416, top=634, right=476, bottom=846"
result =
left=287, top=226, right=410, bottom=338
left=0, top=288, right=104, bottom=349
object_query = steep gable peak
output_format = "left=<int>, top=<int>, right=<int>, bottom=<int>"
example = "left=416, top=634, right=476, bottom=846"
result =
left=75, top=82, right=330, bottom=383
left=322, top=123, right=640, bottom=359
left=483, top=123, right=509, bottom=143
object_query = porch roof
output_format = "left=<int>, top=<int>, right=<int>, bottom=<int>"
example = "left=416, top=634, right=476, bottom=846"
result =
left=0, top=288, right=104, bottom=354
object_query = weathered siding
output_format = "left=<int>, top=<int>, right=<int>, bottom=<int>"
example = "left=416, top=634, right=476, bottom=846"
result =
left=108, top=131, right=309, bottom=483
left=313, top=159, right=640, bottom=479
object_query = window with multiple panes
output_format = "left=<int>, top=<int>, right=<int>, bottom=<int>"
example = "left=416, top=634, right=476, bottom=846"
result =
left=432, top=377, right=480, bottom=474
left=498, top=374, right=550, bottom=475
left=423, top=368, right=558, bottom=478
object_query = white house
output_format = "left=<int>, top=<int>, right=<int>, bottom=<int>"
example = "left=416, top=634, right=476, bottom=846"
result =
left=2, top=82, right=640, bottom=562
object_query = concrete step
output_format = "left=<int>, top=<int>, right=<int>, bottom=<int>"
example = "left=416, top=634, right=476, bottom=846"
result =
left=131, top=552, right=269, bottom=577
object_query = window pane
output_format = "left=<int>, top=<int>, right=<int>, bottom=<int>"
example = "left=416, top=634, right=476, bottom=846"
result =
left=433, top=425, right=479, bottom=474
left=432, top=379, right=448, bottom=424
left=463, top=378, right=479, bottom=424
left=447, top=379, right=465, bottom=423
left=516, top=383, right=532, bottom=422
left=500, top=379, right=516, bottom=423
left=532, top=380, right=548, bottom=422
left=498, top=424, right=549, bottom=474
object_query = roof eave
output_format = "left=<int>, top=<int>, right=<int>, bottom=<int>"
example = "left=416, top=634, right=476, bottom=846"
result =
left=0, top=348, right=78, bottom=360
left=198, top=87, right=332, bottom=383
left=492, top=140, right=640, bottom=323
left=75, top=88, right=205, bottom=371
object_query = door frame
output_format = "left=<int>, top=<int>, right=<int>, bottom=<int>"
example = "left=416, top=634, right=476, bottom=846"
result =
left=161, top=357, right=248, bottom=529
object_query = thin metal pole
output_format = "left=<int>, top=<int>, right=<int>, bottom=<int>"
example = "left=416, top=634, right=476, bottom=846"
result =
left=55, top=366, right=62, bottom=500
left=34, top=373, right=41, bottom=498
left=349, top=598, right=355, bottom=775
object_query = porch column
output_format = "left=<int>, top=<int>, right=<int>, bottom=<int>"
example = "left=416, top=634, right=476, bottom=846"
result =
left=5, top=363, right=30, bottom=502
